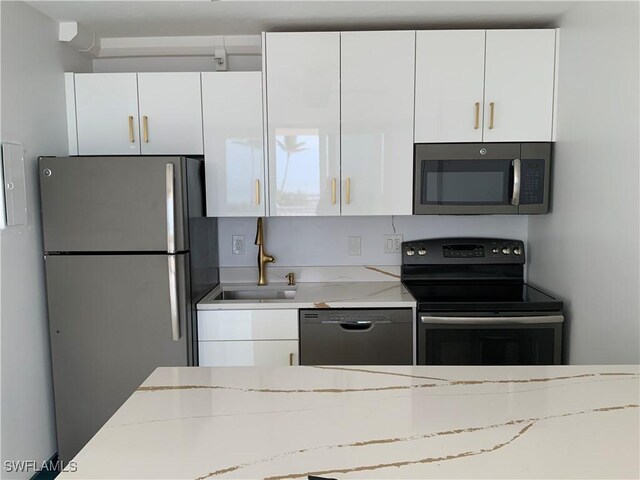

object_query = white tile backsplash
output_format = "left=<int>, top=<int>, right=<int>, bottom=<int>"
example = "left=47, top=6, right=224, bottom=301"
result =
left=218, top=215, right=528, bottom=267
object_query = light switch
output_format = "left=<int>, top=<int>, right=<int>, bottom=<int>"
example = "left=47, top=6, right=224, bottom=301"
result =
left=348, top=236, right=361, bottom=256
left=0, top=143, right=27, bottom=229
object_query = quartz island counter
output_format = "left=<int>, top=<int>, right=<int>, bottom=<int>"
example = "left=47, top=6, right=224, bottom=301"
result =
left=58, top=365, right=639, bottom=479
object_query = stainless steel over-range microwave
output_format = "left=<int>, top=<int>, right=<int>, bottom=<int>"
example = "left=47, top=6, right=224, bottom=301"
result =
left=414, top=143, right=551, bottom=214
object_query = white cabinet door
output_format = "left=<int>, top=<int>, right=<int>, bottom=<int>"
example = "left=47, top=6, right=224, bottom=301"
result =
left=202, top=72, right=265, bottom=217
left=265, top=32, right=341, bottom=216
left=340, top=31, right=415, bottom=216
left=199, top=340, right=299, bottom=366
left=75, top=73, right=140, bottom=155
left=415, top=30, right=486, bottom=143
left=137, top=73, right=204, bottom=155
left=483, top=29, right=557, bottom=142
left=197, top=309, right=298, bottom=341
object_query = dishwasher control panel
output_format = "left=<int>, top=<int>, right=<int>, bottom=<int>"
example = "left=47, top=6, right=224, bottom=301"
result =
left=305, top=312, right=393, bottom=323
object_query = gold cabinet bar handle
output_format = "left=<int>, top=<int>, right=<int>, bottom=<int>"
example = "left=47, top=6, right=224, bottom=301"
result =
left=489, top=102, right=495, bottom=130
left=255, top=179, right=260, bottom=205
left=474, top=102, right=480, bottom=130
left=331, top=178, right=336, bottom=205
left=143, top=115, right=149, bottom=143
left=289, top=353, right=294, bottom=366
left=128, top=116, right=134, bottom=143
left=346, top=178, right=351, bottom=204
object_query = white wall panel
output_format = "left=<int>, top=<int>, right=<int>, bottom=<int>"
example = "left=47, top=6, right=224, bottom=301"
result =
left=528, top=3, right=639, bottom=364
left=0, top=2, right=93, bottom=476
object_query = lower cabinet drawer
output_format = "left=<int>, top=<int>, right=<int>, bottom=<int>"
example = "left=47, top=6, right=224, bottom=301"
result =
left=198, top=340, right=299, bottom=366
left=198, top=309, right=298, bottom=341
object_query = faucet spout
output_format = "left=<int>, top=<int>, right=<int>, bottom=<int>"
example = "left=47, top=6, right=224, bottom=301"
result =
left=255, top=217, right=275, bottom=286
left=255, top=217, right=265, bottom=246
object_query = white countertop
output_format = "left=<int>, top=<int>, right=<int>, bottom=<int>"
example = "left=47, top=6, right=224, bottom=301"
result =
left=197, top=281, right=416, bottom=310
left=59, top=365, right=639, bottom=479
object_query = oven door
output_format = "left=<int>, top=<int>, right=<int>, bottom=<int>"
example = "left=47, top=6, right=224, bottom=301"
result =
left=414, top=143, right=520, bottom=214
left=418, top=314, right=563, bottom=366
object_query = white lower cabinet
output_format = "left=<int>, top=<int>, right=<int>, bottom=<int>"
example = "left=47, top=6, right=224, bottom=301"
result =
left=199, top=340, right=299, bottom=367
left=197, top=309, right=299, bottom=366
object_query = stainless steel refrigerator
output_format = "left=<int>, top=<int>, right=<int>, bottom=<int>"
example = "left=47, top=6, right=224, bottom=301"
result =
left=39, top=156, right=218, bottom=462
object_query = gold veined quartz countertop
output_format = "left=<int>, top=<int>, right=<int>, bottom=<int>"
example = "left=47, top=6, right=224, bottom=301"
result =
left=197, top=281, right=416, bottom=310
left=58, top=365, right=639, bottom=479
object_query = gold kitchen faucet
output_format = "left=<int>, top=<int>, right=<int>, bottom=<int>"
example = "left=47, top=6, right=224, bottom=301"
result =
left=254, top=217, right=274, bottom=286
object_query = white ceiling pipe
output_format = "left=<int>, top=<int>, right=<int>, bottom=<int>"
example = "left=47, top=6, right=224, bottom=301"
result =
left=59, top=21, right=100, bottom=57
left=97, top=35, right=261, bottom=58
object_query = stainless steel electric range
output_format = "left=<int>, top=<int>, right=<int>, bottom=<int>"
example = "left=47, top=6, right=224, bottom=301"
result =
left=401, top=238, right=564, bottom=366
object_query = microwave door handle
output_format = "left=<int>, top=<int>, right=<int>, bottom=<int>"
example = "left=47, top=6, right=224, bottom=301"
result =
left=511, top=158, right=521, bottom=206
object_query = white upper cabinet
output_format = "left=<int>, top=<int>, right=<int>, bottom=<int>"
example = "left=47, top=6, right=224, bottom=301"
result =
left=414, top=29, right=556, bottom=143
left=265, top=32, right=341, bottom=216
left=483, top=29, right=557, bottom=142
left=75, top=73, right=140, bottom=155
left=137, top=73, right=204, bottom=155
left=414, top=30, right=486, bottom=143
left=341, top=31, right=415, bottom=216
left=202, top=72, right=265, bottom=217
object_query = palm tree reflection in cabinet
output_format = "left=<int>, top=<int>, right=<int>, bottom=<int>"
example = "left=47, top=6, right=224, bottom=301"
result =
left=277, top=135, right=308, bottom=192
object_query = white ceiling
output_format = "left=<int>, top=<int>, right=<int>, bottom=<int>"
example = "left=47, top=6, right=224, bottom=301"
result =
left=27, top=1, right=576, bottom=38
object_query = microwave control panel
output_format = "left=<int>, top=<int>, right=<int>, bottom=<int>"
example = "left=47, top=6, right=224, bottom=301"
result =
left=520, top=159, right=545, bottom=205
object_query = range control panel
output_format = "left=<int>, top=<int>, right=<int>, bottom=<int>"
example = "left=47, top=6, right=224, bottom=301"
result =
left=402, top=238, right=525, bottom=265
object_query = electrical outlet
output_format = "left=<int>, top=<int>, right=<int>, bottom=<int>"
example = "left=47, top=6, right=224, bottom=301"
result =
left=232, top=235, right=245, bottom=255
left=383, top=234, right=403, bottom=254
left=348, top=236, right=362, bottom=256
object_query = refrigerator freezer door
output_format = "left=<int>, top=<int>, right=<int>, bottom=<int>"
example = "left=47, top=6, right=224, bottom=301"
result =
left=39, top=156, right=188, bottom=252
left=45, top=253, right=190, bottom=461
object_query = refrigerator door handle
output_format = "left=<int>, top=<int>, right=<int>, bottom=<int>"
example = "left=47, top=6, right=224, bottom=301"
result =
left=165, top=163, right=176, bottom=254
left=168, top=255, right=181, bottom=341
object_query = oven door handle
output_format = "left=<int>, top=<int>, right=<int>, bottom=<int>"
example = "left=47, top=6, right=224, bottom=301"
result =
left=421, top=315, right=564, bottom=324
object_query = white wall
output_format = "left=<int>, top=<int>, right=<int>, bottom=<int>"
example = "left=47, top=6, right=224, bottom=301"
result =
left=528, top=2, right=640, bottom=364
left=92, top=54, right=262, bottom=73
left=218, top=215, right=528, bottom=267
left=0, top=2, right=92, bottom=477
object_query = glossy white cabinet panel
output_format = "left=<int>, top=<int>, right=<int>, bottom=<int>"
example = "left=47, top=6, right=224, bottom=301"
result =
left=341, top=31, right=415, bottom=216
left=484, top=29, right=557, bottom=142
left=75, top=73, right=140, bottom=155
left=64, top=73, right=78, bottom=155
left=202, top=72, right=265, bottom=217
left=197, top=309, right=298, bottom=341
left=198, top=340, right=299, bottom=366
left=265, top=32, right=341, bottom=216
left=415, top=30, right=486, bottom=143
left=137, top=73, right=204, bottom=155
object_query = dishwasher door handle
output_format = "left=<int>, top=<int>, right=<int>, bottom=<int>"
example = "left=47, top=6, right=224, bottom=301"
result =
left=320, top=320, right=391, bottom=325
left=319, top=320, right=384, bottom=331
left=339, top=322, right=373, bottom=331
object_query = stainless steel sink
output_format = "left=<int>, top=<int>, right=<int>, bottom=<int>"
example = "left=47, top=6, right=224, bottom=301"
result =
left=215, top=285, right=296, bottom=301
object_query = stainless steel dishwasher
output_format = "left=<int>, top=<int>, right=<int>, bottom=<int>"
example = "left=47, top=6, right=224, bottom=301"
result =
left=299, top=309, right=413, bottom=365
